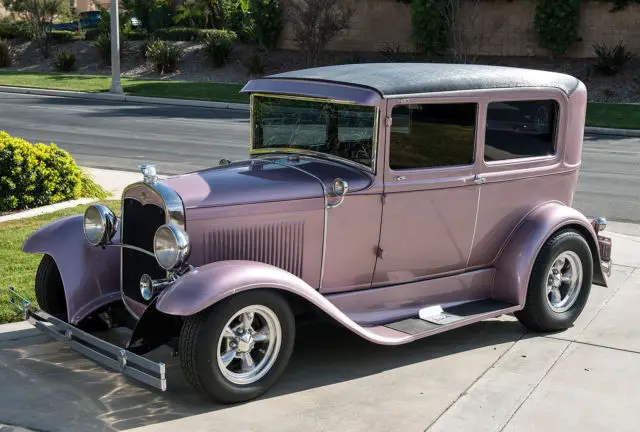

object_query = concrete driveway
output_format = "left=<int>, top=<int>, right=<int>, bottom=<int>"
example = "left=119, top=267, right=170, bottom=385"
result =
left=1, top=222, right=639, bottom=432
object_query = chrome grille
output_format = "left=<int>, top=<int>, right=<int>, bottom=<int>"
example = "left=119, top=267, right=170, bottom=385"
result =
left=121, top=195, right=166, bottom=305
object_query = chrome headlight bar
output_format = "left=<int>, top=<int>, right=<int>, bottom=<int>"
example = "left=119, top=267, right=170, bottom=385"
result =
left=83, top=204, right=118, bottom=246
left=83, top=204, right=191, bottom=272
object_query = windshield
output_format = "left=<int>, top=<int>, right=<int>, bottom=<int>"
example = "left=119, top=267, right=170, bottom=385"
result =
left=251, top=95, right=377, bottom=170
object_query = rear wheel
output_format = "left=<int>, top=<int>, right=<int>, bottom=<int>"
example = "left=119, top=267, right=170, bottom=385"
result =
left=515, top=229, right=593, bottom=332
left=179, top=290, right=295, bottom=404
left=34, top=254, right=68, bottom=321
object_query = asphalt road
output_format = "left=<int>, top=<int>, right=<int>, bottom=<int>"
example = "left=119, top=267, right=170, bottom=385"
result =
left=0, top=92, right=638, bottom=223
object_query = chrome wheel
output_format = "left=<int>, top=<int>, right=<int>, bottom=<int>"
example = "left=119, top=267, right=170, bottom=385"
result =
left=216, top=304, right=282, bottom=385
left=546, top=251, right=583, bottom=313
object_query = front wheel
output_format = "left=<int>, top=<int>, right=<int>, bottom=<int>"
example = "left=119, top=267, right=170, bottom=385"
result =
left=179, top=290, right=295, bottom=404
left=514, top=229, right=593, bottom=332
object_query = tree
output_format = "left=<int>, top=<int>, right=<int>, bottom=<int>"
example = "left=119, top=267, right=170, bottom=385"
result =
left=288, top=0, right=353, bottom=66
left=2, top=0, right=70, bottom=57
left=440, top=0, right=505, bottom=64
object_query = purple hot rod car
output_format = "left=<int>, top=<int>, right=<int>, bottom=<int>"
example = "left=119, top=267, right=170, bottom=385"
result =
left=7, top=63, right=613, bottom=403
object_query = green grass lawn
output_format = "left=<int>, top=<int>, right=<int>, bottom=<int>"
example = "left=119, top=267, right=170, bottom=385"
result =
left=0, top=200, right=120, bottom=324
left=585, top=103, right=640, bottom=130
left=0, top=71, right=249, bottom=104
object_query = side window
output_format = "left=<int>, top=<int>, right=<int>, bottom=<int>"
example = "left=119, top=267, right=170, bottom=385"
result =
left=389, top=102, right=477, bottom=170
left=485, top=100, right=558, bottom=162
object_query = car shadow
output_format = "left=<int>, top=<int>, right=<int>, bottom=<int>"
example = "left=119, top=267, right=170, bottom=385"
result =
left=0, top=318, right=530, bottom=431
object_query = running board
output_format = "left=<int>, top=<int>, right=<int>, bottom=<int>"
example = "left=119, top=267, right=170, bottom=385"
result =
left=384, top=299, right=517, bottom=336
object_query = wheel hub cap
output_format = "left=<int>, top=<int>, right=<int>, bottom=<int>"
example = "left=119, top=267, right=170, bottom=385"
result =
left=546, top=251, right=583, bottom=313
left=216, top=305, right=282, bottom=385
left=235, top=331, right=254, bottom=353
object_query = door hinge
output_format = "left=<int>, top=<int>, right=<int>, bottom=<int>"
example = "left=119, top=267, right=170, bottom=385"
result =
left=376, top=246, right=384, bottom=259
left=381, top=193, right=386, bottom=204
left=385, top=116, right=392, bottom=127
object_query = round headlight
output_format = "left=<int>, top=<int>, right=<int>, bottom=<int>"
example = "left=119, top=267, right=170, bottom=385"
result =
left=83, top=204, right=117, bottom=246
left=153, top=224, right=190, bottom=270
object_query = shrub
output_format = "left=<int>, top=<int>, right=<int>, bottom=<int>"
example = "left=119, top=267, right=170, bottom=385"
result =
left=123, top=28, right=148, bottom=41
left=250, top=0, right=283, bottom=49
left=84, top=27, right=103, bottom=41
left=201, top=29, right=237, bottom=67
left=410, top=0, right=448, bottom=58
left=145, top=39, right=183, bottom=73
left=0, top=38, right=14, bottom=67
left=593, top=41, right=635, bottom=75
left=534, top=0, right=580, bottom=55
left=0, top=20, right=33, bottom=39
left=379, top=42, right=403, bottom=62
left=152, top=27, right=201, bottom=41
left=0, top=131, right=107, bottom=212
left=288, top=0, right=353, bottom=66
left=93, top=32, right=112, bottom=65
left=94, top=32, right=127, bottom=66
left=48, top=30, right=84, bottom=43
left=242, top=46, right=267, bottom=75
left=53, top=49, right=75, bottom=71
left=222, top=0, right=254, bottom=42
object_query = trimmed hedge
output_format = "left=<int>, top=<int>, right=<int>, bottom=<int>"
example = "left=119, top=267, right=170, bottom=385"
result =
left=0, top=131, right=107, bottom=212
left=201, top=29, right=237, bottom=67
left=0, top=20, right=32, bottom=40
left=49, top=30, right=85, bottom=43
left=152, top=27, right=202, bottom=41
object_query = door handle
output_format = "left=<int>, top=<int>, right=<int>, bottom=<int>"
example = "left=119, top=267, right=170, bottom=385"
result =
left=393, top=175, right=407, bottom=181
left=473, top=175, right=487, bottom=185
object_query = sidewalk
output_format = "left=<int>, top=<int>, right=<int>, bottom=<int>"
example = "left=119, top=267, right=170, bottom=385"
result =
left=0, top=224, right=638, bottom=431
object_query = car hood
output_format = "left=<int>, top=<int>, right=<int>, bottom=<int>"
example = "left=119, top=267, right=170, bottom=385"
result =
left=160, top=156, right=374, bottom=209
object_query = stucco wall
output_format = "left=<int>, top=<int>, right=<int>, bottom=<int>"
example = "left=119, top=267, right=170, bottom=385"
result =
left=278, top=0, right=640, bottom=58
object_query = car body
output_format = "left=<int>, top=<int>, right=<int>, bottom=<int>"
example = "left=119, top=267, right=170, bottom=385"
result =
left=50, top=11, right=101, bottom=32
left=7, top=63, right=613, bottom=404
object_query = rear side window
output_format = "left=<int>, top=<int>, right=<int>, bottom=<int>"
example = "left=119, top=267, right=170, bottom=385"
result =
left=389, top=103, right=477, bottom=170
left=484, top=100, right=558, bottom=162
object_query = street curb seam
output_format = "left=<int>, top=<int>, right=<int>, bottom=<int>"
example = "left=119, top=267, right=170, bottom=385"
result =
left=0, top=86, right=251, bottom=111
left=584, top=126, right=640, bottom=137
left=0, top=198, right=98, bottom=223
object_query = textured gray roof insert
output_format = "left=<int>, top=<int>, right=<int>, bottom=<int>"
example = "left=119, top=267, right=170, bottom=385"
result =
left=265, top=63, right=581, bottom=96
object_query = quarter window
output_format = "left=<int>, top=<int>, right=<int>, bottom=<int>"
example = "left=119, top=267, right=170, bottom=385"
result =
left=389, top=103, right=477, bottom=170
left=484, top=100, right=558, bottom=162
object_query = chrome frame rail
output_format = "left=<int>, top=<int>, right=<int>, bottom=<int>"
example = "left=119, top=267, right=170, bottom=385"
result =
left=6, top=286, right=167, bottom=392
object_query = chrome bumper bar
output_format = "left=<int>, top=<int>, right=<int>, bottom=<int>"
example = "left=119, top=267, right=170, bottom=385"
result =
left=7, top=286, right=166, bottom=392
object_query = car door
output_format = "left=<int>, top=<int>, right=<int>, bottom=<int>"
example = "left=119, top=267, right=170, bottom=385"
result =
left=467, top=94, right=570, bottom=268
left=372, top=97, right=482, bottom=286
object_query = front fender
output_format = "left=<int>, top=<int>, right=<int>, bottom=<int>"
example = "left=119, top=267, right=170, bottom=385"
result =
left=155, top=260, right=396, bottom=342
left=156, top=260, right=329, bottom=316
left=22, top=214, right=121, bottom=324
left=493, top=201, right=608, bottom=307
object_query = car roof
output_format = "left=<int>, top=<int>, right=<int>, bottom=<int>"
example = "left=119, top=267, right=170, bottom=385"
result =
left=263, top=63, right=581, bottom=97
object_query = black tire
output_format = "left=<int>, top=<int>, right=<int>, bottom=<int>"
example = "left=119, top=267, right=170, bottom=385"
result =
left=514, top=229, right=593, bottom=332
left=179, top=290, right=295, bottom=404
left=34, top=254, right=68, bottom=321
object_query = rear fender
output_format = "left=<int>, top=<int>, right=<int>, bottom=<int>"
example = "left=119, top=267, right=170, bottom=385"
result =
left=493, top=201, right=608, bottom=306
left=155, top=260, right=379, bottom=340
left=21, top=214, right=121, bottom=325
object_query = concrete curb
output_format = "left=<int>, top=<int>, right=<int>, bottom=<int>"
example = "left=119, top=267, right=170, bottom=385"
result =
left=0, top=321, right=42, bottom=343
left=0, top=198, right=97, bottom=224
left=584, top=126, right=640, bottom=137
left=0, top=85, right=251, bottom=111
